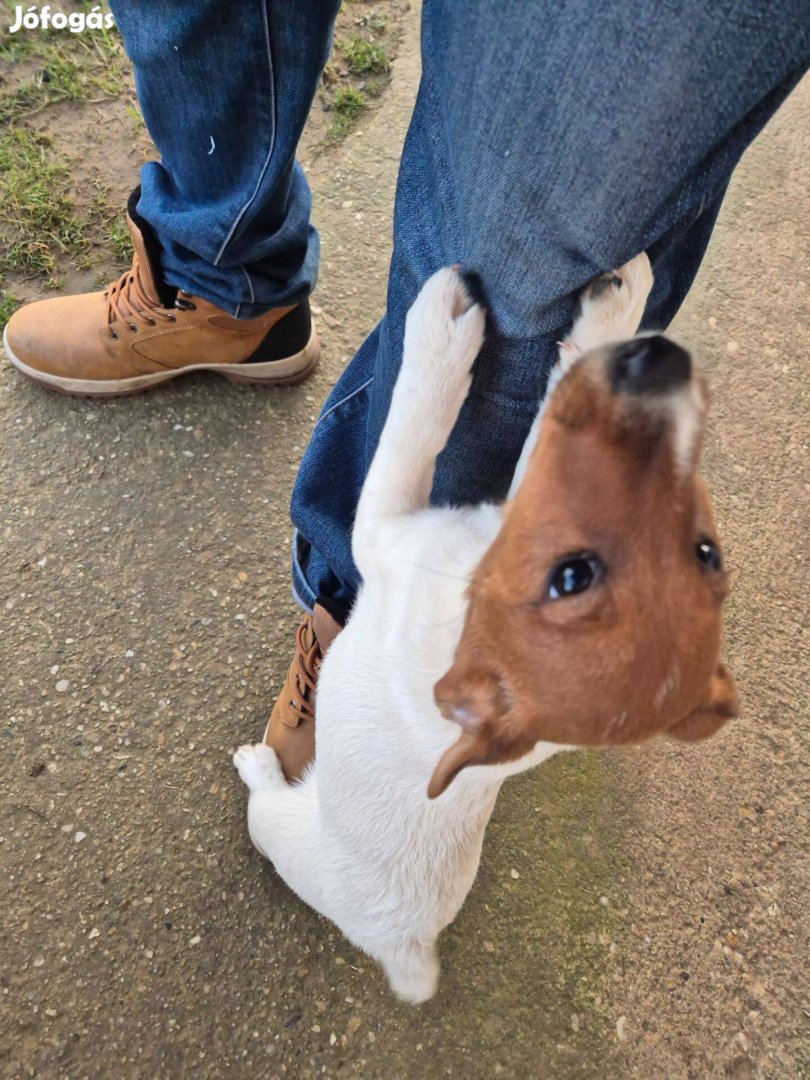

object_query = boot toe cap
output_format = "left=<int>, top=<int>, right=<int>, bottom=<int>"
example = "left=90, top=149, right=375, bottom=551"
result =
left=4, top=292, right=111, bottom=380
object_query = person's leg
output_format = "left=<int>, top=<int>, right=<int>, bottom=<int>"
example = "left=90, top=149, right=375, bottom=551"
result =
left=111, top=0, right=341, bottom=317
left=5, top=1, right=341, bottom=395
left=291, top=0, right=810, bottom=612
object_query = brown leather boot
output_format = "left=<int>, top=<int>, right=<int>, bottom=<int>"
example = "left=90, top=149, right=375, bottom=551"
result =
left=264, top=602, right=343, bottom=781
left=3, top=204, right=319, bottom=397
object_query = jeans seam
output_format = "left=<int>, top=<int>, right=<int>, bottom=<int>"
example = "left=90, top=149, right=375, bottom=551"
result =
left=315, top=377, right=374, bottom=429
left=213, top=0, right=276, bottom=267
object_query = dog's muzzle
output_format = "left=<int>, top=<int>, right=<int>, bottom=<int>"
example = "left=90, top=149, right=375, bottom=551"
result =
left=610, top=335, right=691, bottom=397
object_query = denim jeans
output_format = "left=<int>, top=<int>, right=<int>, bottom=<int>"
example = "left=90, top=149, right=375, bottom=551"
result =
left=111, top=1, right=810, bottom=612
left=110, top=0, right=342, bottom=317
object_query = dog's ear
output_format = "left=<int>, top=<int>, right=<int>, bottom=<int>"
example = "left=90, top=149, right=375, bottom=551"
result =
left=427, top=725, right=533, bottom=799
left=667, top=662, right=738, bottom=742
left=427, top=731, right=488, bottom=799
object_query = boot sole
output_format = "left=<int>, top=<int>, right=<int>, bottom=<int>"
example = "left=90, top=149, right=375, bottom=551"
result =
left=2, top=326, right=320, bottom=398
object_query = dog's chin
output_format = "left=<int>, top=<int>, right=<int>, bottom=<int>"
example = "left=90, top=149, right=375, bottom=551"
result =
left=666, top=708, right=732, bottom=743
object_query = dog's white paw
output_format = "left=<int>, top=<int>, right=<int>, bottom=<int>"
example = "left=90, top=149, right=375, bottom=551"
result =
left=379, top=940, right=440, bottom=1005
left=233, top=743, right=283, bottom=793
left=402, top=267, right=485, bottom=420
left=564, top=251, right=654, bottom=357
left=412, top=264, right=482, bottom=323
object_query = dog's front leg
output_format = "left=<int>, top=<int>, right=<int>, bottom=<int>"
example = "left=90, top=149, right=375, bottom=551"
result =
left=508, top=252, right=654, bottom=498
left=562, top=250, right=653, bottom=357
left=353, top=267, right=485, bottom=574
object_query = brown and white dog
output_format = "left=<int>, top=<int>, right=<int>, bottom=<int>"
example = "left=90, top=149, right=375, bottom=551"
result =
left=235, top=253, right=737, bottom=1003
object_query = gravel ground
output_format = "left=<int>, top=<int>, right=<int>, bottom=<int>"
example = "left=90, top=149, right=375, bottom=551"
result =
left=1, top=7, right=808, bottom=1078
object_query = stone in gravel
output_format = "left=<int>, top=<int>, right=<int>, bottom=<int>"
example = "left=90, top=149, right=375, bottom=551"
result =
left=55, top=679, right=69, bottom=693
left=74, top=831, right=86, bottom=843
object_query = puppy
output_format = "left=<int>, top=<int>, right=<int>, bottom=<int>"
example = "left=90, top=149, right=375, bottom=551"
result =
left=234, top=254, right=736, bottom=1003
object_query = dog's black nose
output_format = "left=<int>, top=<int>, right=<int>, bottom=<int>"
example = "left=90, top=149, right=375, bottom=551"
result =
left=610, top=336, right=691, bottom=396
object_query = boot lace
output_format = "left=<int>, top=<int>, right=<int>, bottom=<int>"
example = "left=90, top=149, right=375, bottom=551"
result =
left=105, top=256, right=196, bottom=340
left=287, top=616, right=322, bottom=723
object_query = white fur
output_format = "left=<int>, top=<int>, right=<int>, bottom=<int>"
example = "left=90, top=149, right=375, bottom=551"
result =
left=668, top=376, right=707, bottom=477
left=235, top=256, right=654, bottom=1003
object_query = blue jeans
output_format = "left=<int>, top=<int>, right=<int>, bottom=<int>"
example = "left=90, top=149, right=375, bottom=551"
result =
left=110, top=0, right=342, bottom=317
left=112, top=1, right=810, bottom=611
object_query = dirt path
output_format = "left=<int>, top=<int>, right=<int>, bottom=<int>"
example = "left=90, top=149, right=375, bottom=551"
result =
left=1, top=5, right=807, bottom=1078
left=609, top=82, right=810, bottom=1079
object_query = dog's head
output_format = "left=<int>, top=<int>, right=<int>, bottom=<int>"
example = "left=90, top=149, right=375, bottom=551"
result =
left=429, top=334, right=737, bottom=798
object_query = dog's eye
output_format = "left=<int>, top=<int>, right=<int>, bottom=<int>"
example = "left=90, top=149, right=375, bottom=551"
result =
left=696, top=538, right=723, bottom=572
left=548, top=554, right=603, bottom=600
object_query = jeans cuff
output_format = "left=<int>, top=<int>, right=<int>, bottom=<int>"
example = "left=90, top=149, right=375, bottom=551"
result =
left=291, top=529, right=317, bottom=613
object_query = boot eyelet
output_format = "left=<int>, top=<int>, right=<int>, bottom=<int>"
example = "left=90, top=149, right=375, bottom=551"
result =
left=168, top=313, right=176, bottom=322
left=110, top=330, right=119, bottom=341
left=129, top=323, right=137, bottom=333
left=145, top=317, right=156, bottom=326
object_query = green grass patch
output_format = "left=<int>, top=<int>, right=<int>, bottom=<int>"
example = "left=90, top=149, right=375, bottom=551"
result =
left=0, top=5, right=130, bottom=284
left=0, top=128, right=87, bottom=277
left=86, top=190, right=134, bottom=267
left=321, top=60, right=340, bottom=87
left=0, top=290, right=19, bottom=332
left=334, top=85, right=368, bottom=119
left=125, top=101, right=145, bottom=132
left=340, top=36, right=389, bottom=75
left=328, top=86, right=368, bottom=138
left=0, top=17, right=124, bottom=125
left=107, top=214, right=133, bottom=263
